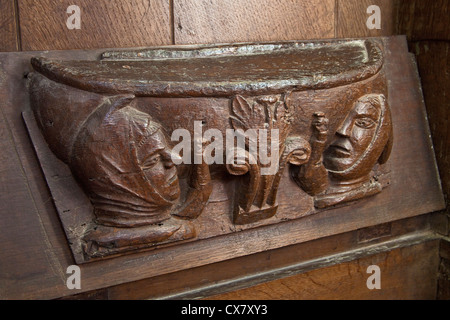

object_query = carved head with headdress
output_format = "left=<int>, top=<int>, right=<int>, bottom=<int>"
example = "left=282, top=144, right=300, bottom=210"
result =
left=29, top=73, right=181, bottom=228
left=323, top=93, right=393, bottom=184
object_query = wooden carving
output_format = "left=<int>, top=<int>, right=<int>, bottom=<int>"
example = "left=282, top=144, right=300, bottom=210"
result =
left=227, top=94, right=310, bottom=224
left=291, top=94, right=393, bottom=208
left=23, top=39, right=393, bottom=263
left=27, top=73, right=212, bottom=259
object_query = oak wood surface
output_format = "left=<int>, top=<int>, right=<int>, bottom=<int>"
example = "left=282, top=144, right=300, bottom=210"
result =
left=206, top=240, right=440, bottom=300
left=336, top=0, right=398, bottom=38
left=0, top=0, right=19, bottom=51
left=438, top=240, right=450, bottom=300
left=0, top=36, right=444, bottom=299
left=0, top=0, right=448, bottom=300
left=173, top=0, right=335, bottom=44
left=397, top=2, right=450, bottom=276
left=397, top=0, right=450, bottom=41
left=410, top=41, right=450, bottom=202
left=60, top=214, right=433, bottom=300
left=18, top=0, right=173, bottom=51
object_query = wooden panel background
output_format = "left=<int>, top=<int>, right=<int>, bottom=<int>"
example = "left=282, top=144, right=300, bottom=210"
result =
left=0, top=0, right=19, bottom=51
left=3, top=0, right=407, bottom=51
left=173, top=0, right=335, bottom=44
left=397, top=1, right=450, bottom=298
left=0, top=0, right=448, bottom=299
left=18, top=0, right=173, bottom=50
left=207, top=240, right=440, bottom=300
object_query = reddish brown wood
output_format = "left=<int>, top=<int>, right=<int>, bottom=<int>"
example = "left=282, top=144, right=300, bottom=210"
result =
left=396, top=0, right=450, bottom=41
left=206, top=240, right=440, bottom=300
left=409, top=41, right=450, bottom=203
left=59, top=214, right=433, bottom=300
left=24, top=38, right=394, bottom=261
left=18, top=0, right=172, bottom=51
left=336, top=0, right=399, bottom=38
left=173, top=0, right=335, bottom=45
left=0, top=35, right=445, bottom=298
left=0, top=0, right=446, bottom=302
left=30, top=39, right=384, bottom=97
left=0, top=0, right=20, bottom=51
left=437, top=240, right=450, bottom=300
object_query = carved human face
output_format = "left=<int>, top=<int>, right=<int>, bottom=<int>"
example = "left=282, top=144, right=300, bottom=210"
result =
left=324, top=99, right=381, bottom=172
left=138, top=129, right=181, bottom=202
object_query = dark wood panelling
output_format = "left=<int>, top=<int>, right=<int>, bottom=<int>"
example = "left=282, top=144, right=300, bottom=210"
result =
left=336, top=0, right=398, bottom=38
left=397, top=1, right=449, bottom=253
left=437, top=240, right=450, bottom=300
left=0, top=0, right=447, bottom=300
left=18, top=0, right=172, bottom=51
left=61, top=215, right=433, bottom=300
left=207, top=240, right=440, bottom=300
left=173, top=0, right=335, bottom=44
left=410, top=41, right=450, bottom=200
left=397, top=0, right=450, bottom=41
left=0, top=35, right=444, bottom=300
left=0, top=0, right=20, bottom=51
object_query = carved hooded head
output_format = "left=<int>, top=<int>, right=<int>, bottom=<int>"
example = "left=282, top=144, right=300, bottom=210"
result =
left=30, top=73, right=181, bottom=228
left=323, top=93, right=393, bottom=182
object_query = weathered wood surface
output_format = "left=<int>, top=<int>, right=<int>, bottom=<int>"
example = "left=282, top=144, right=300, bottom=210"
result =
left=397, top=0, right=450, bottom=41
left=0, top=0, right=19, bottom=51
left=18, top=0, right=173, bottom=51
left=24, top=38, right=391, bottom=263
left=60, top=214, right=434, bottom=299
left=30, top=39, right=384, bottom=97
left=5, top=0, right=401, bottom=51
left=438, top=240, right=450, bottom=300
left=207, top=240, right=440, bottom=300
left=336, top=0, right=398, bottom=38
left=409, top=41, right=450, bottom=204
left=173, top=0, right=335, bottom=44
left=0, top=36, right=445, bottom=299
left=0, top=0, right=448, bottom=300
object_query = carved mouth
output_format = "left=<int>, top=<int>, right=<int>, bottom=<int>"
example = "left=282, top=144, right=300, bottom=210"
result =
left=329, top=143, right=352, bottom=157
left=167, top=173, right=179, bottom=186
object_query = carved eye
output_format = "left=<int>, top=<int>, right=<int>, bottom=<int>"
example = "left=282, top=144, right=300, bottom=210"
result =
left=355, top=117, right=376, bottom=129
left=142, top=154, right=161, bottom=169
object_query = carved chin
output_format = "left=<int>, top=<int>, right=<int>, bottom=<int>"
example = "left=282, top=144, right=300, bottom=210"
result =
left=323, top=156, right=356, bottom=172
left=167, top=187, right=181, bottom=202
left=163, top=178, right=181, bottom=202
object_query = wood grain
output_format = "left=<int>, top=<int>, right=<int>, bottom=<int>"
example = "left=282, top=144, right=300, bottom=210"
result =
left=397, top=0, right=450, bottom=41
left=207, top=240, right=440, bottom=300
left=0, top=0, right=447, bottom=300
left=61, top=215, right=432, bottom=299
left=410, top=41, right=450, bottom=201
left=0, top=98, right=61, bottom=298
left=173, top=0, right=335, bottom=45
left=437, top=240, right=450, bottom=300
left=18, top=0, right=172, bottom=51
left=0, top=0, right=20, bottom=51
left=399, top=0, right=450, bottom=207
left=0, top=36, right=445, bottom=299
left=336, top=0, right=398, bottom=38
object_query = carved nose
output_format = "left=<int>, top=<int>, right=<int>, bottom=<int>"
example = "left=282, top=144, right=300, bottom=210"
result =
left=164, top=149, right=182, bottom=167
left=336, top=117, right=353, bottom=138
left=164, top=160, right=175, bottom=169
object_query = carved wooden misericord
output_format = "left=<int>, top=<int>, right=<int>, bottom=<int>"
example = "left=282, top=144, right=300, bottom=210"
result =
left=23, top=39, right=393, bottom=263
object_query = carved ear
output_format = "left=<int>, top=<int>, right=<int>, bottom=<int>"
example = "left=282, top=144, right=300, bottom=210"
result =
left=284, top=136, right=311, bottom=166
left=378, top=126, right=393, bottom=165
left=377, top=94, right=393, bottom=165
left=288, top=148, right=311, bottom=166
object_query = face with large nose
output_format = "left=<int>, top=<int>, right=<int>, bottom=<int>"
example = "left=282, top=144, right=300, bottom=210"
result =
left=137, top=129, right=181, bottom=202
left=324, top=97, right=382, bottom=173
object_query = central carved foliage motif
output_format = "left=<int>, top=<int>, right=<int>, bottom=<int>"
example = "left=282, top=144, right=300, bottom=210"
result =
left=226, top=94, right=314, bottom=224
left=24, top=39, right=393, bottom=263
